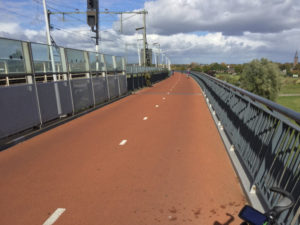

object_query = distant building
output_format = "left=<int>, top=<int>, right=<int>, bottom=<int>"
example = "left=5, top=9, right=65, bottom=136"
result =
left=227, top=65, right=235, bottom=74
left=293, top=51, right=298, bottom=68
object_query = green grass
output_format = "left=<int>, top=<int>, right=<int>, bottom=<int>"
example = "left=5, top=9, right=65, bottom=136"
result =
left=280, top=77, right=300, bottom=94
left=276, top=96, right=300, bottom=113
left=277, top=78, right=300, bottom=114
left=215, top=74, right=300, bottom=113
left=216, top=73, right=241, bottom=86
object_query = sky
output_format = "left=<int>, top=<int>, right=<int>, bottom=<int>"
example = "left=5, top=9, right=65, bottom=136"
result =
left=0, top=0, right=300, bottom=64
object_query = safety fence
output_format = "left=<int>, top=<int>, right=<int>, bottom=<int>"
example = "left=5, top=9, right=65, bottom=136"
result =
left=0, top=37, right=168, bottom=141
left=191, top=71, right=300, bottom=225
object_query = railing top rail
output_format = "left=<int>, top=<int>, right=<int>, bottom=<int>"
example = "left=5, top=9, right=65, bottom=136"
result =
left=191, top=71, right=300, bottom=124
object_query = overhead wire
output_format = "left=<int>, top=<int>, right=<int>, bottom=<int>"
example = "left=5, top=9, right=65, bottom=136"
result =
left=46, top=0, right=81, bottom=12
left=27, top=0, right=126, bottom=49
left=52, top=25, right=95, bottom=45
left=32, top=0, right=85, bottom=29
left=122, top=14, right=137, bottom=22
left=46, top=5, right=87, bottom=24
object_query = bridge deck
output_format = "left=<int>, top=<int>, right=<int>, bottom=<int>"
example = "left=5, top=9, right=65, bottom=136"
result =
left=0, top=72, right=246, bottom=225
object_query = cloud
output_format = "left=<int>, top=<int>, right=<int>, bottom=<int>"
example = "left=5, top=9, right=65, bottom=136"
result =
left=1, top=21, right=299, bottom=64
left=0, top=0, right=299, bottom=64
left=119, top=0, right=300, bottom=35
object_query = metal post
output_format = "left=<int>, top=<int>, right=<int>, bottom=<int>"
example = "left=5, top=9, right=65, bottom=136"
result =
left=42, top=0, right=62, bottom=115
left=28, top=42, right=43, bottom=126
left=95, top=0, right=99, bottom=52
left=64, top=48, right=75, bottom=114
left=4, top=62, right=9, bottom=86
left=120, top=13, right=123, bottom=33
left=103, top=55, right=110, bottom=100
left=5, top=76, right=9, bottom=86
left=86, top=52, right=96, bottom=107
left=95, top=49, right=99, bottom=71
left=125, top=43, right=128, bottom=67
left=112, top=56, right=121, bottom=96
left=143, top=10, right=147, bottom=66
left=42, top=0, right=56, bottom=78
left=137, top=41, right=141, bottom=66
left=154, top=50, right=157, bottom=68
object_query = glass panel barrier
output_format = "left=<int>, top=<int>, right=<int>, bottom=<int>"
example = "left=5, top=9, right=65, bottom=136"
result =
left=66, top=49, right=88, bottom=72
left=115, top=56, right=123, bottom=71
left=31, top=43, right=63, bottom=73
left=104, top=55, right=114, bottom=72
left=0, top=39, right=26, bottom=74
left=89, top=52, right=104, bottom=72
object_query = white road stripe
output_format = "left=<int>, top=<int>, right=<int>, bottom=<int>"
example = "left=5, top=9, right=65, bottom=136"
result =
left=155, top=105, right=159, bottom=108
left=143, top=117, right=148, bottom=120
left=162, top=97, right=166, bottom=100
left=42, top=208, right=66, bottom=225
left=119, top=140, right=127, bottom=145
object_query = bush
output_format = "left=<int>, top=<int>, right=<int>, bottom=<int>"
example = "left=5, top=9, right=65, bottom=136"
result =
left=240, top=58, right=282, bottom=101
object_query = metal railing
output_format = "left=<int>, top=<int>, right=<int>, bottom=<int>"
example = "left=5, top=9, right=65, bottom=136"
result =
left=191, top=71, right=300, bottom=225
left=0, top=37, right=168, bottom=141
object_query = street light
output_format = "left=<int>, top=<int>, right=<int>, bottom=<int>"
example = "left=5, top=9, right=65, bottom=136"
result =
left=136, top=38, right=144, bottom=66
left=136, top=27, right=147, bottom=66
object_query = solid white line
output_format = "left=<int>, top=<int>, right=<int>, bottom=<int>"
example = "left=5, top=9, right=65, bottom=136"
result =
left=143, top=117, right=148, bottom=120
left=119, top=140, right=127, bottom=145
left=155, top=105, right=159, bottom=108
left=42, top=208, right=66, bottom=225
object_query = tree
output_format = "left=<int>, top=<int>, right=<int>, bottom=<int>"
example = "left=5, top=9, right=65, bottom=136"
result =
left=189, top=62, right=202, bottom=71
left=210, top=63, right=222, bottom=71
left=234, top=64, right=243, bottom=74
left=220, top=62, right=228, bottom=71
left=240, top=58, right=282, bottom=101
left=202, top=65, right=211, bottom=73
left=278, top=63, right=293, bottom=76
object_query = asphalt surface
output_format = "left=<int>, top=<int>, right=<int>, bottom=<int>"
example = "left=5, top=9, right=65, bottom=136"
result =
left=0, top=72, right=246, bottom=225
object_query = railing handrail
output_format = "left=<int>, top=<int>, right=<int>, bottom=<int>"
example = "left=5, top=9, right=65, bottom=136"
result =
left=191, top=71, right=299, bottom=224
left=191, top=71, right=300, bottom=125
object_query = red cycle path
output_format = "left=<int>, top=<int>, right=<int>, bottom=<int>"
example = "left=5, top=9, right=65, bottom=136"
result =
left=0, top=72, right=246, bottom=225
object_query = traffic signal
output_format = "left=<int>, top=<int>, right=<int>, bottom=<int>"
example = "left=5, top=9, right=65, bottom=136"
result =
left=87, top=0, right=97, bottom=10
left=87, top=0, right=98, bottom=30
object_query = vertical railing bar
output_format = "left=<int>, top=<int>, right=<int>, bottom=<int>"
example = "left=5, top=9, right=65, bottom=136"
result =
left=64, top=48, right=75, bottom=115
left=86, top=52, right=96, bottom=107
left=28, top=42, right=43, bottom=127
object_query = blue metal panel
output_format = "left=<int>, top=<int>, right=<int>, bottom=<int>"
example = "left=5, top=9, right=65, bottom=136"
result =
left=58, top=81, right=73, bottom=115
left=0, top=84, right=40, bottom=138
left=71, top=78, right=94, bottom=112
left=92, top=77, right=108, bottom=105
left=119, top=75, right=127, bottom=95
left=36, top=82, right=60, bottom=122
left=108, top=76, right=119, bottom=99
left=36, top=81, right=73, bottom=122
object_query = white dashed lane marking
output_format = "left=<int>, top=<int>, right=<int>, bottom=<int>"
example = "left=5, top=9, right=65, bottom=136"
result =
left=155, top=105, right=159, bottom=108
left=143, top=117, right=148, bottom=120
left=119, top=140, right=127, bottom=146
left=42, top=208, right=66, bottom=225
